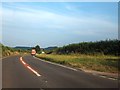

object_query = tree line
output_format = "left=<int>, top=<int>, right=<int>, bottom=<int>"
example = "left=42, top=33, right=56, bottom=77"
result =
left=55, top=39, right=119, bottom=56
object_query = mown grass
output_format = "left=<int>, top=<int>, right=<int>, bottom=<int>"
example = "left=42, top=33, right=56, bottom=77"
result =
left=35, top=54, right=119, bottom=73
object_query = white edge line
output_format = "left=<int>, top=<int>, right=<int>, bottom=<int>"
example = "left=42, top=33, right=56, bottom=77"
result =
left=99, top=76, right=117, bottom=81
left=107, top=78, right=117, bottom=80
left=33, top=56, right=78, bottom=71
left=34, top=56, right=118, bottom=81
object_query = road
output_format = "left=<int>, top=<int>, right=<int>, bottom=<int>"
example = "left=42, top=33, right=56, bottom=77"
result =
left=2, top=55, right=118, bottom=88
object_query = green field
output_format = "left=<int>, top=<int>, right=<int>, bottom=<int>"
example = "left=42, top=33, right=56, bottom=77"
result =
left=36, top=54, right=119, bottom=73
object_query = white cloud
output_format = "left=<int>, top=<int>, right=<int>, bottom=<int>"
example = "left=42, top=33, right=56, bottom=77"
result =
left=2, top=6, right=117, bottom=35
left=2, top=4, right=118, bottom=46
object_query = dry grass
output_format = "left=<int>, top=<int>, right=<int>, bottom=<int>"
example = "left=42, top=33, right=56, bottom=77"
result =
left=36, top=54, right=119, bottom=73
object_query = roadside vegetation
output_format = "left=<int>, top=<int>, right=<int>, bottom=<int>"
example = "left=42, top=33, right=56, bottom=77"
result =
left=0, top=43, right=29, bottom=58
left=36, top=54, right=119, bottom=73
left=55, top=39, right=119, bottom=56
left=36, top=39, right=119, bottom=73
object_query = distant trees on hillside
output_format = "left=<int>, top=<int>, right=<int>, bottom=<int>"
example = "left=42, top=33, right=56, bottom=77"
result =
left=44, top=46, right=58, bottom=54
left=55, top=39, right=119, bottom=56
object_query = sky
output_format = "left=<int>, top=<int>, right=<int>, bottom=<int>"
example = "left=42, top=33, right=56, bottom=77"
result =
left=1, top=2, right=118, bottom=48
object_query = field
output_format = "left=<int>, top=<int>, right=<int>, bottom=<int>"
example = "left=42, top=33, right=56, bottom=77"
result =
left=36, top=54, right=119, bottom=73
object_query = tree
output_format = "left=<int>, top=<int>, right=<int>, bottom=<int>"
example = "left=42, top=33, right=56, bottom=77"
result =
left=35, top=45, right=41, bottom=53
left=55, top=39, right=119, bottom=55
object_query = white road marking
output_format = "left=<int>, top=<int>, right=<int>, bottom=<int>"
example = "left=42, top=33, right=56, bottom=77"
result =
left=27, top=66, right=41, bottom=77
left=100, top=76, right=106, bottom=78
left=92, top=73, right=97, bottom=76
left=108, top=77, right=117, bottom=80
left=99, top=75, right=117, bottom=81
left=20, top=57, right=41, bottom=77
left=34, top=56, right=78, bottom=71
left=21, top=60, right=26, bottom=65
left=20, top=57, right=22, bottom=60
left=45, top=81, right=48, bottom=82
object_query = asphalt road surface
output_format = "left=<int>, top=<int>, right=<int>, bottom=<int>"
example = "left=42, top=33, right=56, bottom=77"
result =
left=2, top=55, right=118, bottom=88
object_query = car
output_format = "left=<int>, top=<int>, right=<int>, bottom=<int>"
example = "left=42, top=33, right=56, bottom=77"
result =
left=31, top=49, right=36, bottom=56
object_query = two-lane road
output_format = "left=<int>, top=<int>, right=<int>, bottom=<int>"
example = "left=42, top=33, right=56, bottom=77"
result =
left=2, top=55, right=118, bottom=88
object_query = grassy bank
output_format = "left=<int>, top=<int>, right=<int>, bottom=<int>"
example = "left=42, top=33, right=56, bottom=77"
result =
left=0, top=43, right=29, bottom=58
left=36, top=54, right=119, bottom=73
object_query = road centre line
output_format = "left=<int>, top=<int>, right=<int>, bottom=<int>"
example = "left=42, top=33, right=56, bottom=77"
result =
left=27, top=66, right=41, bottom=77
left=19, top=57, right=41, bottom=77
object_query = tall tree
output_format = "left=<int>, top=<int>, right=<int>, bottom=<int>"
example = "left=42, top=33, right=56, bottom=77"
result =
left=35, top=45, right=41, bottom=53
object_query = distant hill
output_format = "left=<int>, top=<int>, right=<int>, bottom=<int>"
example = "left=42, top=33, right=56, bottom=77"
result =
left=43, top=46, right=58, bottom=54
left=14, top=46, right=57, bottom=51
left=14, top=46, right=32, bottom=50
left=44, top=46, right=58, bottom=51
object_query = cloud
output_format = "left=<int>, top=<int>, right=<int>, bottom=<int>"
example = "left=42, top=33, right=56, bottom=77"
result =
left=3, top=7, right=117, bottom=31
left=2, top=3, right=118, bottom=47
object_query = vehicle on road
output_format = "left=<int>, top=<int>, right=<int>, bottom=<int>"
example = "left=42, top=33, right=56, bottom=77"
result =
left=31, top=49, right=36, bottom=56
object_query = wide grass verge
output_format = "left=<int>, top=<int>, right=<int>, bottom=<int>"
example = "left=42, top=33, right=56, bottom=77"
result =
left=35, top=54, right=119, bottom=73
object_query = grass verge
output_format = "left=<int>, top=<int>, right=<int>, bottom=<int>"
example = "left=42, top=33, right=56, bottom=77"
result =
left=35, top=54, right=119, bottom=73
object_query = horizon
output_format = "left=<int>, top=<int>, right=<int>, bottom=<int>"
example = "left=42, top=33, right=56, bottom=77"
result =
left=2, top=39, right=118, bottom=49
left=1, top=2, right=118, bottom=48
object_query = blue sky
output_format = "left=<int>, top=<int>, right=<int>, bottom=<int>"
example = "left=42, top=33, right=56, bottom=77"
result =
left=1, top=2, right=118, bottom=48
